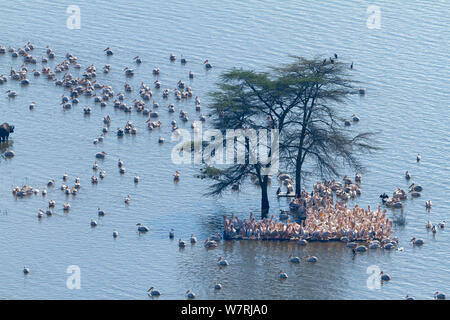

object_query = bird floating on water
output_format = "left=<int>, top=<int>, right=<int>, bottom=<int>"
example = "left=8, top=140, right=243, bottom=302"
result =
left=136, top=223, right=149, bottom=232
left=380, top=271, right=391, bottom=281
left=148, top=287, right=161, bottom=296
left=218, top=257, right=229, bottom=266
left=434, top=292, right=446, bottom=300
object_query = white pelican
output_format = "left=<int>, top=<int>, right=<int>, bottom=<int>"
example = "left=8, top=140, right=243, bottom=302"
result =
left=204, top=239, right=217, bottom=248
left=23, top=266, right=30, bottom=274
left=214, top=283, right=222, bottom=290
left=98, top=208, right=105, bottom=216
left=356, top=245, right=367, bottom=252
left=136, top=223, right=149, bottom=232
left=380, top=271, right=391, bottom=281
left=426, top=221, right=432, bottom=229
left=6, top=90, right=17, bottom=98
left=113, top=230, right=119, bottom=238
left=186, top=290, right=196, bottom=299
left=416, top=153, right=421, bottom=162
left=178, top=239, right=186, bottom=248
left=218, top=257, right=229, bottom=266
left=134, top=174, right=140, bottom=183
left=95, top=151, right=107, bottom=159
left=384, top=242, right=395, bottom=250
left=279, top=271, right=288, bottom=279
left=125, top=195, right=131, bottom=204
left=434, top=292, right=446, bottom=300
left=147, top=287, right=161, bottom=296
left=90, top=219, right=98, bottom=227
left=369, top=242, right=380, bottom=249
left=3, top=149, right=15, bottom=158
left=405, top=171, right=411, bottom=180
left=438, top=221, right=445, bottom=228
left=169, top=229, right=174, bottom=239
left=305, top=255, right=318, bottom=263
left=289, top=254, right=301, bottom=263
left=410, top=237, right=424, bottom=245
left=104, top=47, right=113, bottom=56
left=190, top=234, right=197, bottom=244
left=425, top=200, right=432, bottom=209
left=204, top=60, right=212, bottom=69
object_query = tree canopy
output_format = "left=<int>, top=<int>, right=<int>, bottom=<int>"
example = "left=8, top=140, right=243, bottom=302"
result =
left=201, top=55, right=378, bottom=214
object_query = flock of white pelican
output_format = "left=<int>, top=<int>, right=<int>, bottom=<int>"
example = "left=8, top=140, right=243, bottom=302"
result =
left=224, top=199, right=394, bottom=245
left=2, top=42, right=446, bottom=300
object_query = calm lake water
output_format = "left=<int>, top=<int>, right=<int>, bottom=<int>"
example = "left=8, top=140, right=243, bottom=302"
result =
left=0, top=0, right=449, bottom=299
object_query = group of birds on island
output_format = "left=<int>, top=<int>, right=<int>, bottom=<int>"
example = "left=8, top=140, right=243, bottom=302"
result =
left=2, top=43, right=446, bottom=300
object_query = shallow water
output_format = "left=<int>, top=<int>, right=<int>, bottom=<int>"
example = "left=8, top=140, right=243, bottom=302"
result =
left=0, top=0, right=449, bottom=299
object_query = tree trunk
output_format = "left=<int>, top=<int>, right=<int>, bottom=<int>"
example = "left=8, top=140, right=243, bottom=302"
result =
left=295, top=148, right=303, bottom=197
left=261, top=176, right=270, bottom=217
